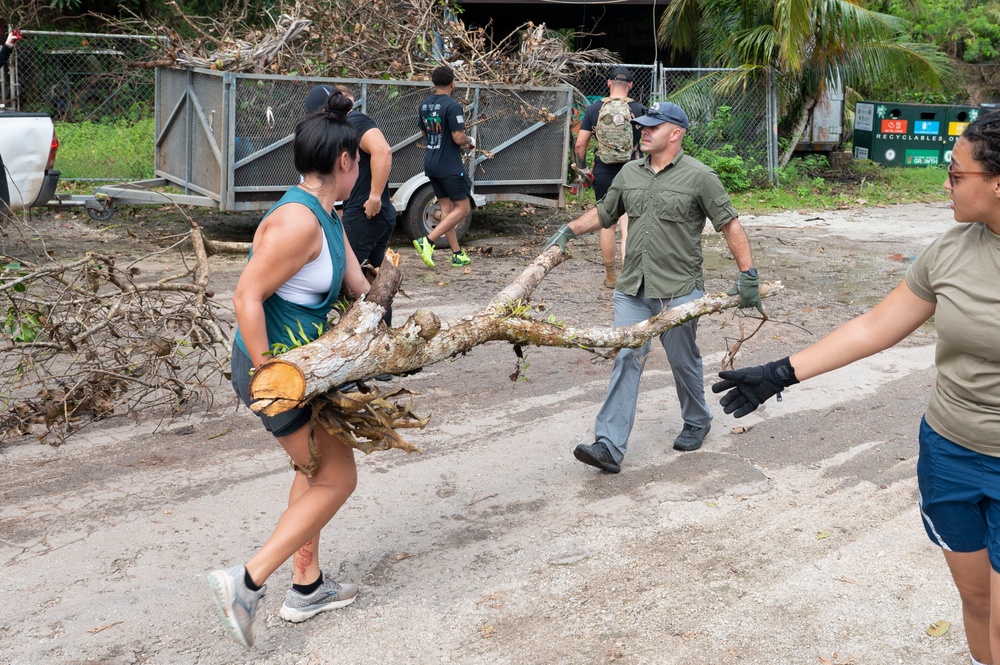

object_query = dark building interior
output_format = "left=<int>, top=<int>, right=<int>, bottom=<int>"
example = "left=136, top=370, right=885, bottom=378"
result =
left=455, top=1, right=690, bottom=67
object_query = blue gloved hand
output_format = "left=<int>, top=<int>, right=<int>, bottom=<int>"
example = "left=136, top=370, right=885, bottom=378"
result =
left=727, top=268, right=763, bottom=313
left=712, top=357, right=799, bottom=418
left=542, top=224, right=576, bottom=254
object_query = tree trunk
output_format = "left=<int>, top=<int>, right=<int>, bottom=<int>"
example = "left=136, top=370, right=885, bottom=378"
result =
left=250, top=247, right=783, bottom=418
left=778, top=92, right=819, bottom=168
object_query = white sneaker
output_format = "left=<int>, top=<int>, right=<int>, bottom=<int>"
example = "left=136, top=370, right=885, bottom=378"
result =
left=279, top=573, right=358, bottom=623
left=207, top=566, right=266, bottom=647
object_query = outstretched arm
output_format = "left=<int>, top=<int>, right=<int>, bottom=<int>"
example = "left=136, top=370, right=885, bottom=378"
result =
left=789, top=280, right=935, bottom=380
left=714, top=280, right=936, bottom=417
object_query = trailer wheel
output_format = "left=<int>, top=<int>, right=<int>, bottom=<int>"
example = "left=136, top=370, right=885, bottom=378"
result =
left=85, top=197, right=115, bottom=222
left=401, top=185, right=471, bottom=249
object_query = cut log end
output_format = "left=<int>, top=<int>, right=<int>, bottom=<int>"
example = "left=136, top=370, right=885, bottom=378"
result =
left=250, top=360, right=306, bottom=415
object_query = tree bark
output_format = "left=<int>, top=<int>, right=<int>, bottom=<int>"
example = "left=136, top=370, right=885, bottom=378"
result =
left=778, top=91, right=819, bottom=168
left=249, top=246, right=783, bottom=417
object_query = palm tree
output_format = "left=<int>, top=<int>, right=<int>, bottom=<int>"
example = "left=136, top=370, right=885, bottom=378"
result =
left=659, top=0, right=953, bottom=166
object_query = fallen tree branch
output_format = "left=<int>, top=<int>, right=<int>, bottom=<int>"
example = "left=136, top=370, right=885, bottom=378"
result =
left=250, top=246, right=783, bottom=428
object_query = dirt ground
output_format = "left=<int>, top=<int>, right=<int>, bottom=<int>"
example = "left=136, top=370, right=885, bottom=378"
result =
left=0, top=199, right=973, bottom=664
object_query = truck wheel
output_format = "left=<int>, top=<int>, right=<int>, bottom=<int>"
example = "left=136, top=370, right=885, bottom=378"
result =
left=401, top=185, right=471, bottom=249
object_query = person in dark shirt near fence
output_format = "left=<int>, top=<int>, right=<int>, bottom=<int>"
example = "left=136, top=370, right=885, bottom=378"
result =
left=305, top=84, right=397, bottom=327
left=413, top=65, right=476, bottom=269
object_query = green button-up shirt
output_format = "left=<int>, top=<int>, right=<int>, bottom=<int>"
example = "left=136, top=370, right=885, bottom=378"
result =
left=596, top=149, right=738, bottom=299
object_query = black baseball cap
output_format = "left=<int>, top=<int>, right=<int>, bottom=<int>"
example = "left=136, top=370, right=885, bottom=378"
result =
left=631, top=101, right=690, bottom=129
left=608, top=66, right=633, bottom=83
left=304, top=84, right=335, bottom=113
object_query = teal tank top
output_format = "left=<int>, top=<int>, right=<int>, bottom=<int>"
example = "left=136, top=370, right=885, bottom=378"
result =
left=234, top=186, right=346, bottom=358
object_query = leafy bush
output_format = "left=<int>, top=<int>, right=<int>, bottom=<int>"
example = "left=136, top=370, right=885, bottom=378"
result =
left=778, top=154, right=829, bottom=185
left=54, top=118, right=155, bottom=182
left=686, top=144, right=753, bottom=191
left=682, top=105, right=768, bottom=192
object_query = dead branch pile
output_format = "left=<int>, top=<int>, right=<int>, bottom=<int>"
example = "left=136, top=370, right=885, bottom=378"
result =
left=0, top=222, right=229, bottom=444
left=1, top=222, right=781, bottom=451
left=110, top=0, right=617, bottom=89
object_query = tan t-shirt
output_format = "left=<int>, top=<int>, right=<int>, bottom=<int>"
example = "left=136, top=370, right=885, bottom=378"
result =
left=905, top=222, right=1000, bottom=456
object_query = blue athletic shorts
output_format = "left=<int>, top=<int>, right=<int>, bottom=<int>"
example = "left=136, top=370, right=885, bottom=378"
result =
left=231, top=344, right=311, bottom=438
left=917, top=416, right=1000, bottom=570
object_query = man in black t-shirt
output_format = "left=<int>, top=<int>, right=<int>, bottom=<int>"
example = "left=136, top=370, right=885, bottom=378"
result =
left=413, top=66, right=476, bottom=269
left=304, top=85, right=397, bottom=325
left=575, top=66, right=646, bottom=288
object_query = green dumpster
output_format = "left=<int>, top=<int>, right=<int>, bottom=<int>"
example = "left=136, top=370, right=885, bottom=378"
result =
left=853, top=101, right=948, bottom=167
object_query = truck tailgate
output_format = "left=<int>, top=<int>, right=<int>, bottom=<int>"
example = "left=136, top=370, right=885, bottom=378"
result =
left=2, top=114, right=53, bottom=211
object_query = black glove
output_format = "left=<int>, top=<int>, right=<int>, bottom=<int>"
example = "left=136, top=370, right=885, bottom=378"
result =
left=712, top=357, right=799, bottom=418
left=727, top=268, right=763, bottom=313
left=542, top=224, right=576, bottom=254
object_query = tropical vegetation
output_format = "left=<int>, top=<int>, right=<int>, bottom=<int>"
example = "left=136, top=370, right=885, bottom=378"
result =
left=657, top=0, right=954, bottom=166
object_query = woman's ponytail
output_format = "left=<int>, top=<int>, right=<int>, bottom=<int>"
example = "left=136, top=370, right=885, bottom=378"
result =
left=294, top=89, right=359, bottom=176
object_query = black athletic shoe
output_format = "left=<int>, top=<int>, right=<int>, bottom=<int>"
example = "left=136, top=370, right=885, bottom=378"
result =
left=673, top=423, right=711, bottom=452
left=573, top=441, right=621, bottom=473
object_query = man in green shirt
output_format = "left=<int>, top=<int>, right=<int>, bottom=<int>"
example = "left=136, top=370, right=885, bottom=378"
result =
left=543, top=102, right=762, bottom=472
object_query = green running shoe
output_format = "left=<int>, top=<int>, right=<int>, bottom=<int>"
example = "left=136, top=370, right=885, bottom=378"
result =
left=413, top=236, right=435, bottom=267
left=450, top=249, right=471, bottom=267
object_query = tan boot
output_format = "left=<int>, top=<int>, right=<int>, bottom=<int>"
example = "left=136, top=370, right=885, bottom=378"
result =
left=604, top=262, right=616, bottom=289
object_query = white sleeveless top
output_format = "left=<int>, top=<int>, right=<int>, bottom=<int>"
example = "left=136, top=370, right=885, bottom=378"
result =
left=274, top=230, right=333, bottom=306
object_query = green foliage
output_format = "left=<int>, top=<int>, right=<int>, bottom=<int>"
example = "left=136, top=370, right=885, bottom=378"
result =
left=1, top=262, right=43, bottom=344
left=265, top=320, right=325, bottom=357
left=49, top=0, right=82, bottom=10
left=682, top=106, right=768, bottom=191
left=55, top=117, right=155, bottom=182
left=498, top=299, right=532, bottom=320
left=736, top=155, right=947, bottom=213
left=659, top=0, right=952, bottom=159
left=882, top=0, right=1000, bottom=64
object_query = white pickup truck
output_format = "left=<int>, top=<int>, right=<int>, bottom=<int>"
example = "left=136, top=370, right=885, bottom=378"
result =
left=1, top=112, right=60, bottom=213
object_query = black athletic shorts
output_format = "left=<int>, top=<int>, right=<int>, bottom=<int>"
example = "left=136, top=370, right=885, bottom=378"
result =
left=428, top=173, right=472, bottom=201
left=231, top=344, right=311, bottom=438
left=593, top=161, right=626, bottom=201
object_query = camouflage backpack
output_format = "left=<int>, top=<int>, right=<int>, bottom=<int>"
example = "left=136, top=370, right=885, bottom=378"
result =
left=595, top=97, right=636, bottom=164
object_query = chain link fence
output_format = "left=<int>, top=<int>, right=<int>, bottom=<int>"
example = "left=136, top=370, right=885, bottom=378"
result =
left=571, top=63, right=777, bottom=186
left=5, top=30, right=161, bottom=182
left=8, top=30, right=160, bottom=119
left=659, top=67, right=777, bottom=187
left=571, top=62, right=659, bottom=107
left=4, top=33, right=777, bottom=187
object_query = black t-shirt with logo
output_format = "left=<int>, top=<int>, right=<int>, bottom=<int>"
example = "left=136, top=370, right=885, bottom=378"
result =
left=417, top=93, right=466, bottom=178
left=344, top=111, right=397, bottom=222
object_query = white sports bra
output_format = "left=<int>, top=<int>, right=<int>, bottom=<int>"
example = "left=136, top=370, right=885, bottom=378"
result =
left=274, top=230, right=333, bottom=306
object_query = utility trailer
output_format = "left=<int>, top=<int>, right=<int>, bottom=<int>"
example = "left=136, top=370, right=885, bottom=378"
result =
left=71, top=68, right=574, bottom=242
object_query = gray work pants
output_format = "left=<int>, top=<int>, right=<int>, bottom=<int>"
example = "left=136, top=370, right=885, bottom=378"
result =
left=594, top=287, right=712, bottom=463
